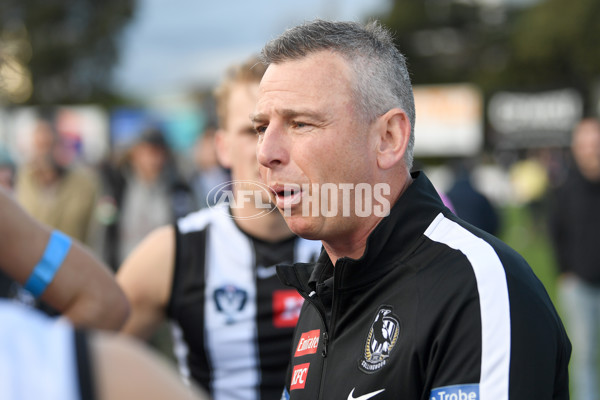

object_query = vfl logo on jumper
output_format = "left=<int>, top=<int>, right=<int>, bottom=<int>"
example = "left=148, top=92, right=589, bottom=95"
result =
left=295, top=329, right=320, bottom=357
left=430, top=384, right=479, bottom=400
left=214, top=285, right=248, bottom=324
left=290, top=363, right=310, bottom=390
left=273, top=290, right=304, bottom=328
left=359, top=306, right=400, bottom=373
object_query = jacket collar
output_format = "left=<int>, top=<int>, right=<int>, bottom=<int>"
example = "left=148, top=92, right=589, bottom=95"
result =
left=277, top=171, right=447, bottom=292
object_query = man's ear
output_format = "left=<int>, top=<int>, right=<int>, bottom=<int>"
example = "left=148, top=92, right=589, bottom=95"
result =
left=214, top=129, right=231, bottom=169
left=375, top=108, right=411, bottom=170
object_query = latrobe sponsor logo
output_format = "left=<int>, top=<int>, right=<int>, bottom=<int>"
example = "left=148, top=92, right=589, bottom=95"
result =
left=430, top=384, right=479, bottom=400
left=295, top=329, right=320, bottom=357
left=290, top=363, right=310, bottom=390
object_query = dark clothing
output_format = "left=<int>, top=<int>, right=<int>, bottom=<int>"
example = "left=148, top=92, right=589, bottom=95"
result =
left=98, top=163, right=195, bottom=270
left=277, top=172, right=570, bottom=400
left=166, top=206, right=321, bottom=400
left=446, top=176, right=499, bottom=235
left=549, top=166, right=600, bottom=285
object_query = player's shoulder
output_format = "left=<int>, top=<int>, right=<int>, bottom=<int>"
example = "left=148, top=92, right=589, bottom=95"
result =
left=177, top=205, right=222, bottom=233
left=294, top=237, right=323, bottom=263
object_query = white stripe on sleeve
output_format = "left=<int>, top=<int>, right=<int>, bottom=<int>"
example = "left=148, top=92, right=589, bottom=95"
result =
left=424, top=213, right=511, bottom=400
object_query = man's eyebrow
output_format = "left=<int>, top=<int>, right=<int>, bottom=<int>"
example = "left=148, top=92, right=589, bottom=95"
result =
left=250, top=109, right=325, bottom=123
left=281, top=109, right=325, bottom=121
left=250, top=112, right=267, bottom=124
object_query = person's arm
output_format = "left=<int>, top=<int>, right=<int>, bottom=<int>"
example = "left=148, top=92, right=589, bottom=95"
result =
left=116, top=225, right=175, bottom=340
left=0, top=187, right=129, bottom=330
left=92, top=331, right=208, bottom=400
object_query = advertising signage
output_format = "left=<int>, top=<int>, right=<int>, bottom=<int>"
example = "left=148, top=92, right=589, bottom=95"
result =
left=488, top=88, right=583, bottom=149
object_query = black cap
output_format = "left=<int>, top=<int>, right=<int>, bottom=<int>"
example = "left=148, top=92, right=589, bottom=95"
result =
left=136, top=127, right=168, bottom=148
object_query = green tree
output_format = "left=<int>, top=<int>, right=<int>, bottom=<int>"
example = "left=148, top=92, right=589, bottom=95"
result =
left=378, top=0, right=508, bottom=87
left=505, top=0, right=600, bottom=94
left=377, top=0, right=600, bottom=100
left=0, top=0, right=136, bottom=105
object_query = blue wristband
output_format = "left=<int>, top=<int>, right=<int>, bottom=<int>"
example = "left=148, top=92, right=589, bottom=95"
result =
left=24, top=230, right=72, bottom=298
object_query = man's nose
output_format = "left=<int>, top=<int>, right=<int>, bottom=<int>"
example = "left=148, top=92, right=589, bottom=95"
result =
left=257, top=124, right=289, bottom=169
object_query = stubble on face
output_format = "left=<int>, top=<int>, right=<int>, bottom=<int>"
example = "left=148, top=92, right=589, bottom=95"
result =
left=254, top=52, right=381, bottom=247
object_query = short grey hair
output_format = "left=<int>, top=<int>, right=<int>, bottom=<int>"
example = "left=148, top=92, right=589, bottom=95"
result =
left=260, top=19, right=415, bottom=170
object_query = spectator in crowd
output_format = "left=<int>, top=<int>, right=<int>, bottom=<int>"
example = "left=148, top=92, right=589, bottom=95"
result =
left=97, top=127, right=195, bottom=270
left=0, top=148, right=15, bottom=190
left=189, top=126, right=230, bottom=209
left=447, top=160, right=500, bottom=236
left=549, top=117, right=600, bottom=400
left=16, top=116, right=99, bottom=245
left=0, top=148, right=17, bottom=297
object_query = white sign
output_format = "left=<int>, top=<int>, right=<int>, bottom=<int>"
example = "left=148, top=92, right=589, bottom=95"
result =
left=413, top=84, right=483, bottom=157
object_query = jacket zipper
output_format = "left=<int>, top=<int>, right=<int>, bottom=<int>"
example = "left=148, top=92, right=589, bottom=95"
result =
left=316, top=260, right=343, bottom=400
left=298, top=290, right=329, bottom=399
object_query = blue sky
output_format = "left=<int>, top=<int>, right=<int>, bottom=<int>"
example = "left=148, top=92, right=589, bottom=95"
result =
left=111, top=0, right=390, bottom=99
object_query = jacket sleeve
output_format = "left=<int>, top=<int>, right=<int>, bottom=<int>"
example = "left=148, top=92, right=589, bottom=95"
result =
left=421, top=287, right=483, bottom=398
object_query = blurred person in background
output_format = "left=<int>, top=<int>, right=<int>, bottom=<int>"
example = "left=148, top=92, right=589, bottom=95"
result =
left=16, top=116, right=99, bottom=245
left=0, top=148, right=16, bottom=190
left=549, top=117, right=600, bottom=400
left=97, top=127, right=195, bottom=362
left=0, top=149, right=17, bottom=297
left=446, top=159, right=500, bottom=236
left=509, top=150, right=551, bottom=228
left=97, top=127, right=195, bottom=270
left=117, top=56, right=321, bottom=400
left=189, top=126, right=230, bottom=209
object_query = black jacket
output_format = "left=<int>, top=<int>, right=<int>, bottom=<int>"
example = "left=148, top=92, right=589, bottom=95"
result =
left=277, top=172, right=570, bottom=400
left=549, top=165, right=600, bottom=285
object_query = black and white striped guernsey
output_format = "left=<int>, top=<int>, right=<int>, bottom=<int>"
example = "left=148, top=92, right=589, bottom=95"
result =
left=166, top=204, right=322, bottom=400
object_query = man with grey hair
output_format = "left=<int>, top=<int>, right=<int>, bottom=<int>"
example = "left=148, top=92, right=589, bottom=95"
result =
left=253, top=19, right=570, bottom=399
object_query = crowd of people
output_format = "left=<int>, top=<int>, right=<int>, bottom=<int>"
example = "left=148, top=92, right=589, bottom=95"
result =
left=1, top=17, right=600, bottom=400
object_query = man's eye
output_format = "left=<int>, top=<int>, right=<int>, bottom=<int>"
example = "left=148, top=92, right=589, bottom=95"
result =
left=292, top=121, right=309, bottom=129
left=254, top=126, right=267, bottom=135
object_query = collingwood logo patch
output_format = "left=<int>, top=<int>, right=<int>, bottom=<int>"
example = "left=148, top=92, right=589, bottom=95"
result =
left=359, top=306, right=400, bottom=373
